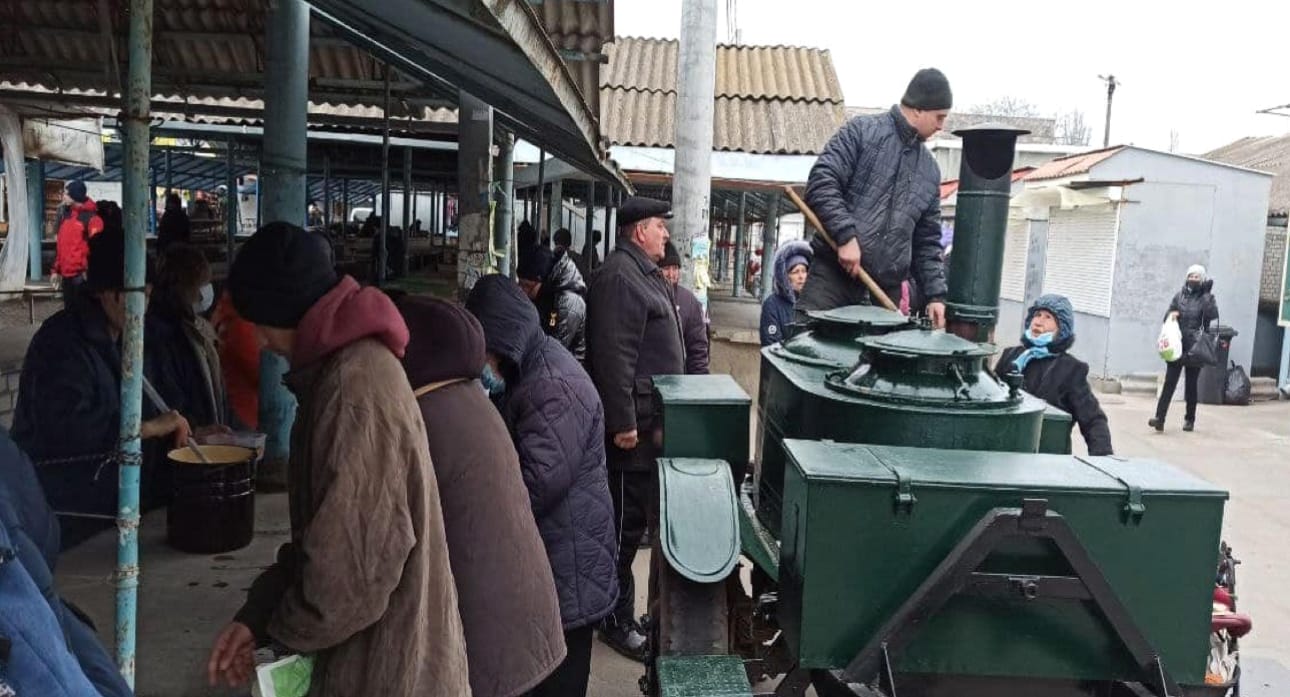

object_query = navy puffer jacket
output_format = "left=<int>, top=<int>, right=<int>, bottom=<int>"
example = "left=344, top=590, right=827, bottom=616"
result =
left=804, top=105, right=947, bottom=298
left=760, top=239, right=812, bottom=346
left=466, top=275, right=618, bottom=629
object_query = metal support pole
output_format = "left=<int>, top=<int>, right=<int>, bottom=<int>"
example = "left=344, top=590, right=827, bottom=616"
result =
left=116, top=0, right=153, bottom=685
left=26, top=160, right=44, bottom=281
left=535, top=149, right=546, bottom=234
left=164, top=148, right=173, bottom=195
left=149, top=164, right=158, bottom=236
left=258, top=0, right=308, bottom=485
left=583, top=181, right=595, bottom=265
left=1280, top=329, right=1289, bottom=399
left=548, top=178, right=562, bottom=245
left=401, top=147, right=412, bottom=276
left=761, top=196, right=779, bottom=301
left=225, top=139, right=236, bottom=266
left=733, top=192, right=747, bottom=297
left=342, top=178, right=350, bottom=228
left=494, top=132, right=515, bottom=276
left=378, top=66, right=391, bottom=284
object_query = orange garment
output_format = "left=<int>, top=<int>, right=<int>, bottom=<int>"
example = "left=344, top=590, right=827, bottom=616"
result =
left=211, top=291, right=260, bottom=429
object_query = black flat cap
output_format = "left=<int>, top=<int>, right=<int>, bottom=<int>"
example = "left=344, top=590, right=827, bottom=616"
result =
left=617, top=196, right=672, bottom=229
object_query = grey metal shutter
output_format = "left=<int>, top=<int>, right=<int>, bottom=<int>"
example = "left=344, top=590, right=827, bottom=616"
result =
left=1042, top=204, right=1118, bottom=317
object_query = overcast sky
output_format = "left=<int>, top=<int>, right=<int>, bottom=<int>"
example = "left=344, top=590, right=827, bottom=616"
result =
left=614, top=0, right=1290, bottom=154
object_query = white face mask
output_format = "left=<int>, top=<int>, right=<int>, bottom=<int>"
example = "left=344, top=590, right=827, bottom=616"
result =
left=193, top=283, right=214, bottom=314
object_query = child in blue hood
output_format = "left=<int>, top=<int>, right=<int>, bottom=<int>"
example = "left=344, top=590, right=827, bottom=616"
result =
left=995, top=294, right=1113, bottom=456
left=760, top=240, right=812, bottom=346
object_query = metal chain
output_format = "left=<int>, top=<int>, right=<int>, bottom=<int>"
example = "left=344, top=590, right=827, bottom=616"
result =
left=30, top=436, right=144, bottom=482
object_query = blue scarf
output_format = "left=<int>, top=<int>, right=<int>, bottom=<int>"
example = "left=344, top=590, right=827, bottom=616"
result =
left=1012, top=331, right=1056, bottom=373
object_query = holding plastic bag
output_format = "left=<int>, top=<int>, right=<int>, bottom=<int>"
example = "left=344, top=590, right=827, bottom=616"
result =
left=1158, top=317, right=1183, bottom=362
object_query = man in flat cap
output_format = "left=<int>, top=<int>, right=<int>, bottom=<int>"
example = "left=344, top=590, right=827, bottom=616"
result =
left=585, top=195, right=684, bottom=662
left=798, top=67, right=953, bottom=327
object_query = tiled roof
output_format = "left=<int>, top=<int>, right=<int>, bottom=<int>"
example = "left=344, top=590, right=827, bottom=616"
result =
left=1204, top=134, right=1290, bottom=215
left=600, top=37, right=845, bottom=155
left=939, top=167, right=1035, bottom=200
left=1024, top=146, right=1126, bottom=182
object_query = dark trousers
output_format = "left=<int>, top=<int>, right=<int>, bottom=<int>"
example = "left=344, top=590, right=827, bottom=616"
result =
left=607, top=467, right=653, bottom=626
left=792, top=253, right=901, bottom=323
left=61, top=275, right=85, bottom=309
left=527, top=624, right=594, bottom=697
left=1156, top=361, right=1201, bottom=423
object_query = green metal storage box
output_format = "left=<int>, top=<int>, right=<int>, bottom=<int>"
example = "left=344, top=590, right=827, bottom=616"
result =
left=1039, top=403, right=1074, bottom=454
left=654, top=375, right=752, bottom=479
left=777, top=439, right=1226, bottom=686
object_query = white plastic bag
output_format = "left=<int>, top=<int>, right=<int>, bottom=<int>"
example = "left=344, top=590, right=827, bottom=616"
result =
left=1157, top=317, right=1183, bottom=362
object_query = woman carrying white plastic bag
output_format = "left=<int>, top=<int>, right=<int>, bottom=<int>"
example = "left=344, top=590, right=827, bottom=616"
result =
left=1150, top=265, right=1219, bottom=433
left=1157, top=316, right=1183, bottom=363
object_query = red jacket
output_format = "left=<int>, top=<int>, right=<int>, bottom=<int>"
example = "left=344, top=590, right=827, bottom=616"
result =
left=52, top=199, right=104, bottom=278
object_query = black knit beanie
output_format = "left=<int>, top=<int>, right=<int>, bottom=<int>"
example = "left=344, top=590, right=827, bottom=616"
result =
left=660, top=240, right=681, bottom=268
left=228, top=221, right=339, bottom=328
left=901, top=68, right=953, bottom=111
left=85, top=225, right=154, bottom=292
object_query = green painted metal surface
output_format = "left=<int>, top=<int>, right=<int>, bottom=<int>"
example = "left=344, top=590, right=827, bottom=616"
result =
left=1039, top=403, right=1074, bottom=454
left=755, top=337, right=1046, bottom=536
left=655, top=375, right=751, bottom=481
left=658, top=459, right=741, bottom=584
left=656, top=655, right=753, bottom=696
left=737, top=482, right=778, bottom=581
left=777, top=439, right=1227, bottom=686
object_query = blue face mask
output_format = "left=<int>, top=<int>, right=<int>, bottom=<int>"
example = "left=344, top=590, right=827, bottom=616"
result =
left=1025, top=329, right=1054, bottom=347
left=481, top=364, right=506, bottom=396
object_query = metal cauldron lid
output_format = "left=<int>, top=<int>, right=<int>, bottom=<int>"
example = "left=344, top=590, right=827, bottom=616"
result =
left=806, top=305, right=910, bottom=328
left=857, top=329, right=995, bottom=358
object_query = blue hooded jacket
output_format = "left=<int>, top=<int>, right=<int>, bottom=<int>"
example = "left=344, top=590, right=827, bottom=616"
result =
left=0, top=428, right=133, bottom=697
left=760, top=240, right=813, bottom=346
left=995, top=295, right=1113, bottom=456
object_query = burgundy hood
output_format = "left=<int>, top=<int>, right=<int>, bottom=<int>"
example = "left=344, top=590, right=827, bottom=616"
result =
left=292, top=276, right=409, bottom=369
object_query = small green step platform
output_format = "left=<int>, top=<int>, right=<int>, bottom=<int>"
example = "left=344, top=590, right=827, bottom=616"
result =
left=656, top=655, right=752, bottom=697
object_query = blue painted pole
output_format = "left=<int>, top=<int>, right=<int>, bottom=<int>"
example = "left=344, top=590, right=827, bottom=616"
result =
left=117, top=0, right=153, bottom=686
left=25, top=160, right=44, bottom=281
left=257, top=0, right=309, bottom=483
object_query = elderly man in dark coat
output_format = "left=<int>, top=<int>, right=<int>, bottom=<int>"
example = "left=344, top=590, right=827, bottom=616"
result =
left=658, top=241, right=709, bottom=374
left=584, top=196, right=685, bottom=660
left=799, top=68, right=952, bottom=327
left=466, top=275, right=618, bottom=697
left=397, top=295, right=567, bottom=697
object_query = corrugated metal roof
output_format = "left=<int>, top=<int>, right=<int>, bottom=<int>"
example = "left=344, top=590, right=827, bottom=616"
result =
left=1204, top=134, right=1290, bottom=215
left=940, top=167, right=1035, bottom=200
left=527, top=0, right=614, bottom=118
left=845, top=106, right=1058, bottom=144
left=603, top=37, right=844, bottom=103
left=1024, top=146, right=1126, bottom=182
left=599, top=90, right=844, bottom=155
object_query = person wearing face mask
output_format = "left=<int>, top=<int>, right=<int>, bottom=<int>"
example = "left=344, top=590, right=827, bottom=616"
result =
left=465, top=275, right=618, bottom=697
left=995, top=294, right=1113, bottom=456
left=760, top=239, right=813, bottom=346
left=12, top=225, right=194, bottom=549
left=148, top=244, right=228, bottom=432
left=1150, top=265, right=1220, bottom=433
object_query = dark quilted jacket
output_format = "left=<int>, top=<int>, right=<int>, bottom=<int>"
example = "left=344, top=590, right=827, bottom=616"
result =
left=467, top=276, right=619, bottom=630
left=804, top=105, right=947, bottom=298
left=1166, top=279, right=1219, bottom=366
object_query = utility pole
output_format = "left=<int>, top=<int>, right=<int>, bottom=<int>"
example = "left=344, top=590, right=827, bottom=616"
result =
left=1098, top=74, right=1119, bottom=148
left=674, top=0, right=717, bottom=314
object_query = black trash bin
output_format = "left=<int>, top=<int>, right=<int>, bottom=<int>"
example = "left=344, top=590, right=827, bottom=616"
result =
left=1198, top=325, right=1239, bottom=405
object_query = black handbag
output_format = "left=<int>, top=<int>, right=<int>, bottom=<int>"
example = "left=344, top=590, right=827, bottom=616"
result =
left=1186, top=329, right=1219, bottom=366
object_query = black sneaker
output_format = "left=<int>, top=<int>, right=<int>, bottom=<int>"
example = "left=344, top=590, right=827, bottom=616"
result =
left=1148, top=418, right=1164, bottom=432
left=600, top=617, right=649, bottom=663
left=1183, top=420, right=1195, bottom=432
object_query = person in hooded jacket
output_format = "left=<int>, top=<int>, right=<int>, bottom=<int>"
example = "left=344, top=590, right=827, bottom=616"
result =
left=397, top=295, right=567, bottom=697
left=658, top=241, right=709, bottom=374
left=760, top=239, right=812, bottom=346
left=207, top=222, right=469, bottom=697
left=465, top=275, right=619, bottom=697
left=51, top=180, right=105, bottom=308
left=147, top=244, right=227, bottom=431
left=1151, top=265, right=1220, bottom=433
left=517, top=244, right=588, bottom=362
left=0, top=428, right=134, bottom=697
left=995, top=295, right=1113, bottom=456
left=156, top=192, right=192, bottom=254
